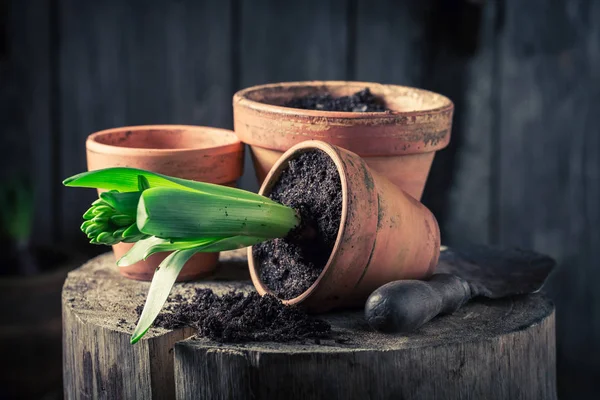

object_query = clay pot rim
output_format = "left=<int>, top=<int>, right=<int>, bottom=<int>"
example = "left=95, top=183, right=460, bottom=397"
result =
left=234, top=81, right=454, bottom=121
left=248, top=140, right=349, bottom=306
left=86, top=124, right=242, bottom=157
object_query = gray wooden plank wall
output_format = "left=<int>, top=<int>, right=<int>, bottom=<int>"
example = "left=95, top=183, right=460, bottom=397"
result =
left=2, top=0, right=600, bottom=397
left=58, top=0, right=234, bottom=246
left=497, top=0, right=600, bottom=396
left=1, top=0, right=54, bottom=243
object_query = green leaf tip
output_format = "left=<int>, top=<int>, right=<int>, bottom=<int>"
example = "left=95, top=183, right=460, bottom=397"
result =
left=130, top=248, right=197, bottom=344
left=62, top=175, right=79, bottom=186
left=138, top=175, right=151, bottom=191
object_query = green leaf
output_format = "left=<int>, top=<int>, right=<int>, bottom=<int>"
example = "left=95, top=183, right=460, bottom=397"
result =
left=138, top=175, right=151, bottom=191
left=117, top=236, right=222, bottom=267
left=110, top=214, right=135, bottom=227
left=63, top=167, right=277, bottom=204
left=82, top=208, right=97, bottom=220
left=140, top=238, right=220, bottom=260
left=137, top=187, right=298, bottom=240
left=0, top=179, right=34, bottom=243
left=96, top=232, right=115, bottom=245
left=192, top=235, right=268, bottom=252
left=84, top=224, right=105, bottom=238
left=122, top=224, right=143, bottom=238
left=99, top=191, right=141, bottom=216
left=112, top=227, right=127, bottom=239
left=81, top=220, right=94, bottom=232
left=130, top=248, right=197, bottom=344
left=91, top=205, right=113, bottom=216
left=91, top=216, right=109, bottom=224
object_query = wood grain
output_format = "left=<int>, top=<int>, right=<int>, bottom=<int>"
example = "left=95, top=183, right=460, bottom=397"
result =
left=57, top=0, right=234, bottom=243
left=354, top=0, right=429, bottom=85
left=1, top=0, right=55, bottom=242
left=62, top=250, right=555, bottom=400
left=5, top=1, right=599, bottom=396
left=444, top=1, right=497, bottom=245
left=353, top=0, right=494, bottom=243
left=175, top=293, right=555, bottom=400
left=237, top=0, right=350, bottom=192
left=496, top=1, right=600, bottom=397
left=62, top=250, right=247, bottom=400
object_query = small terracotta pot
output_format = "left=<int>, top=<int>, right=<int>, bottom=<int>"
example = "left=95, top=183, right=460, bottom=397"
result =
left=86, top=125, right=244, bottom=281
left=248, top=140, right=440, bottom=312
left=233, top=81, right=453, bottom=200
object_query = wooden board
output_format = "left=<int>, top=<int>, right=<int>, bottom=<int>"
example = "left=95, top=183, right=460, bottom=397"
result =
left=496, top=1, right=600, bottom=397
left=175, top=296, right=555, bottom=400
left=57, top=0, right=234, bottom=244
left=1, top=0, right=55, bottom=242
left=62, top=250, right=248, bottom=400
left=443, top=0, right=497, bottom=245
left=8, top=0, right=595, bottom=396
left=237, top=0, right=350, bottom=192
left=353, top=0, right=495, bottom=243
left=355, top=0, right=429, bottom=85
left=63, top=252, right=556, bottom=400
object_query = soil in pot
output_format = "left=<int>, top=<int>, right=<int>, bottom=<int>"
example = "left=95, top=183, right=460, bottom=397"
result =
left=253, top=150, right=342, bottom=299
left=284, top=88, right=389, bottom=112
left=140, top=288, right=332, bottom=343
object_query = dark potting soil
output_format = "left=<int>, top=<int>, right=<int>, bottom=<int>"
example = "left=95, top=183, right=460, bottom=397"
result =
left=253, top=150, right=343, bottom=299
left=283, top=88, right=388, bottom=112
left=141, top=288, right=332, bottom=343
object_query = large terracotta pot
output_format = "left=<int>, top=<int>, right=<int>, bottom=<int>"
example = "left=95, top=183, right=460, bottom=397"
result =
left=86, top=125, right=244, bottom=281
left=248, top=140, right=440, bottom=312
left=233, top=81, right=453, bottom=200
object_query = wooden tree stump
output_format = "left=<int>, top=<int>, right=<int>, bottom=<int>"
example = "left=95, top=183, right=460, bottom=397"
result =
left=63, top=253, right=556, bottom=400
left=62, top=251, right=248, bottom=400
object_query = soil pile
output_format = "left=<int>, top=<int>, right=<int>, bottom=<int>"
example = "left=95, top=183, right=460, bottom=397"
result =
left=284, top=88, right=388, bottom=112
left=139, top=288, right=331, bottom=343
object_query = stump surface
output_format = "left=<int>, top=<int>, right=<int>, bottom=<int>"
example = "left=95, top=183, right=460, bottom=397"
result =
left=63, top=253, right=556, bottom=400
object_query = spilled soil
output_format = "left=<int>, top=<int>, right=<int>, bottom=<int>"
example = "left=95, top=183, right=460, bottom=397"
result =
left=135, top=151, right=344, bottom=343
left=140, top=289, right=332, bottom=343
left=253, top=150, right=343, bottom=299
left=284, top=88, right=388, bottom=112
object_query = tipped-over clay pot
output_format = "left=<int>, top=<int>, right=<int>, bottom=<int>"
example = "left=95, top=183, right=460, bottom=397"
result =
left=248, top=140, right=440, bottom=312
left=233, top=81, right=453, bottom=200
left=86, top=125, right=244, bottom=281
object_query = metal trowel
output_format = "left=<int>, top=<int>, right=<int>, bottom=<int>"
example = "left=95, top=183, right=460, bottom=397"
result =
left=364, top=244, right=556, bottom=333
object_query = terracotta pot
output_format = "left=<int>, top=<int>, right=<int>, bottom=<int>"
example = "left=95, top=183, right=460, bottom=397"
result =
left=86, top=125, right=244, bottom=281
left=248, top=140, right=440, bottom=312
left=233, top=81, right=453, bottom=200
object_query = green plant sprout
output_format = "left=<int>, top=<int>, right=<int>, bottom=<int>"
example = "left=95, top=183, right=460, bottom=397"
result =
left=0, top=178, right=34, bottom=247
left=0, top=178, right=41, bottom=276
left=63, top=168, right=299, bottom=343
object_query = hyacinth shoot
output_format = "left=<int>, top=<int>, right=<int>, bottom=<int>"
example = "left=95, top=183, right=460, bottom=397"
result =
left=63, top=167, right=300, bottom=343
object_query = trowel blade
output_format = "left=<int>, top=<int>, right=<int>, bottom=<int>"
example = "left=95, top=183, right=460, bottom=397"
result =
left=435, top=244, right=556, bottom=298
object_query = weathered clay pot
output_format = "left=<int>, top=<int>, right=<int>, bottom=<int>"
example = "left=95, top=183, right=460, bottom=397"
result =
left=248, top=140, right=440, bottom=312
left=233, top=81, right=453, bottom=200
left=86, top=125, right=244, bottom=281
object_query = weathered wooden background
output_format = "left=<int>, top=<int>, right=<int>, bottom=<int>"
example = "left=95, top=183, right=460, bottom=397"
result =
left=1, top=0, right=599, bottom=398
